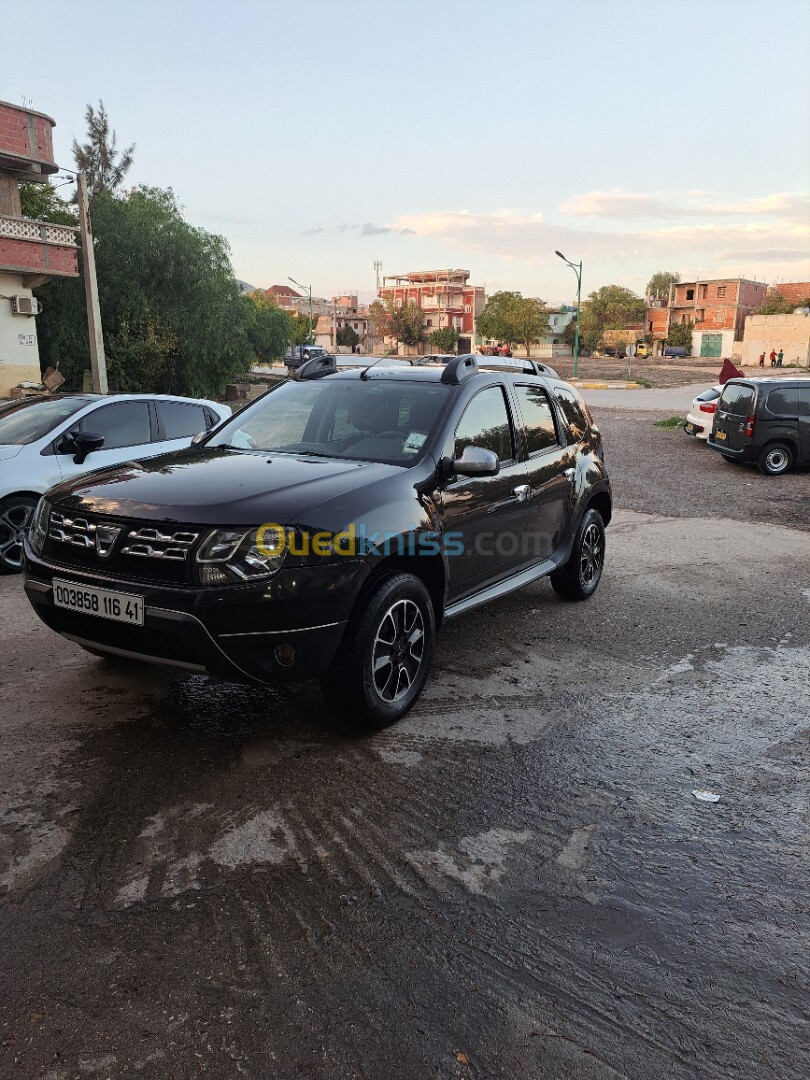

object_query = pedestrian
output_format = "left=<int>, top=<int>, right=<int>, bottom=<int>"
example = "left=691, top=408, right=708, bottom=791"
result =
left=777, top=349, right=784, bottom=367
left=770, top=348, right=777, bottom=367
left=759, top=350, right=766, bottom=367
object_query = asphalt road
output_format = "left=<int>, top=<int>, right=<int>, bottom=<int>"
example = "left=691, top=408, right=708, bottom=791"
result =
left=1, top=411, right=809, bottom=1079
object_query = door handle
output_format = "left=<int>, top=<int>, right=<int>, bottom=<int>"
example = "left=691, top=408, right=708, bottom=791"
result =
left=511, top=484, right=531, bottom=503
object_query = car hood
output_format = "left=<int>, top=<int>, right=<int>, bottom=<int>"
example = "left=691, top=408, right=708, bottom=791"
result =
left=0, top=444, right=24, bottom=462
left=45, top=447, right=404, bottom=525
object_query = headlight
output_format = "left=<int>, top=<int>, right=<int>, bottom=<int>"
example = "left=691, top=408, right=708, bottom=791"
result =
left=196, top=525, right=287, bottom=584
left=29, top=497, right=51, bottom=556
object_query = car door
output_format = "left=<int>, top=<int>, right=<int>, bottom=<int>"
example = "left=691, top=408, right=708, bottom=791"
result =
left=799, top=387, right=810, bottom=463
left=713, top=383, right=756, bottom=452
left=760, top=385, right=800, bottom=451
left=512, top=383, right=573, bottom=561
left=440, top=384, right=530, bottom=597
left=55, top=400, right=159, bottom=484
left=157, top=400, right=216, bottom=453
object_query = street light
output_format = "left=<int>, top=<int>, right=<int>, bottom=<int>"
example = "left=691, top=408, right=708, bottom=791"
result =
left=288, top=276, right=313, bottom=345
left=555, top=250, right=582, bottom=378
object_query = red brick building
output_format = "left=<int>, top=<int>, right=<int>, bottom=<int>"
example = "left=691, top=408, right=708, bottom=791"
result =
left=377, top=269, right=485, bottom=353
left=646, top=277, right=767, bottom=356
left=767, top=282, right=810, bottom=305
left=0, top=100, right=79, bottom=395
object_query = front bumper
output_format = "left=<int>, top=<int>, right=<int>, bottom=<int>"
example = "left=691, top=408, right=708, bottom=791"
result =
left=24, top=544, right=369, bottom=685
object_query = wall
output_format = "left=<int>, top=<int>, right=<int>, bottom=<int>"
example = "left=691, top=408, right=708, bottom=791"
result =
left=738, top=313, right=810, bottom=368
left=768, top=282, right=810, bottom=305
left=0, top=272, right=41, bottom=395
left=691, top=329, right=735, bottom=358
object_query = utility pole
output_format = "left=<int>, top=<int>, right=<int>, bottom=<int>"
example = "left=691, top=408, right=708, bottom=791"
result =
left=77, top=172, right=108, bottom=393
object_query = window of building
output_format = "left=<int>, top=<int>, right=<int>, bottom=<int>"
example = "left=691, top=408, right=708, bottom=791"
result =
left=717, top=286, right=727, bottom=298
left=426, top=319, right=433, bottom=327
left=700, top=285, right=708, bottom=299
left=648, top=320, right=653, bottom=332
left=714, top=310, right=724, bottom=324
left=686, top=289, right=695, bottom=301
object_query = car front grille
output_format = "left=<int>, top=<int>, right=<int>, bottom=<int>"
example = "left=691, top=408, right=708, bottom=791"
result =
left=43, top=508, right=201, bottom=585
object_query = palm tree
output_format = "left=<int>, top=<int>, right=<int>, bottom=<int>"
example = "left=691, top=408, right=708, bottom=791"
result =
left=72, top=100, right=135, bottom=199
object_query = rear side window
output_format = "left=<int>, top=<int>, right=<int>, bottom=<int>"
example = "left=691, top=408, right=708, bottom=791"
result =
left=719, top=384, right=755, bottom=416
left=764, top=387, right=799, bottom=417
left=800, top=388, right=810, bottom=416
left=515, top=384, right=558, bottom=454
left=160, top=401, right=210, bottom=439
left=553, top=387, right=588, bottom=441
left=696, top=388, right=721, bottom=402
left=454, top=386, right=514, bottom=462
left=81, top=402, right=153, bottom=449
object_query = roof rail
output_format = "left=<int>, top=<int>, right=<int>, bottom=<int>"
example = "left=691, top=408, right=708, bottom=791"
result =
left=440, top=354, right=478, bottom=385
left=293, top=353, right=337, bottom=380
left=477, top=357, right=559, bottom=379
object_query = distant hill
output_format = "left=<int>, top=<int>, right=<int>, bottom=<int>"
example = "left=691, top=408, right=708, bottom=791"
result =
left=235, top=280, right=260, bottom=295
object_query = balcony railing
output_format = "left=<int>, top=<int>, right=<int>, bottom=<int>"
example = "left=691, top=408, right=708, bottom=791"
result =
left=0, top=214, right=78, bottom=246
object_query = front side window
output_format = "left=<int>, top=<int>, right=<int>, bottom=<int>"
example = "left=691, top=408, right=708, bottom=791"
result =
left=0, top=396, right=91, bottom=445
left=81, top=402, right=153, bottom=449
left=515, top=385, right=558, bottom=454
left=454, top=386, right=514, bottom=462
left=207, top=379, right=448, bottom=466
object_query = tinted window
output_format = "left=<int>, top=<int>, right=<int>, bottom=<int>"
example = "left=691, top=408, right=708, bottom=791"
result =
left=515, top=385, right=558, bottom=454
left=799, top=388, right=810, bottom=417
left=454, top=387, right=513, bottom=462
left=696, top=387, right=721, bottom=402
left=765, top=387, right=799, bottom=417
left=719, top=384, right=755, bottom=416
left=553, top=387, right=588, bottom=441
left=160, top=401, right=209, bottom=439
left=0, top=396, right=91, bottom=445
left=82, top=402, right=152, bottom=449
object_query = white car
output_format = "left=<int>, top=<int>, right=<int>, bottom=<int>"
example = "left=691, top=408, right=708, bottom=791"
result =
left=684, top=385, right=723, bottom=441
left=0, top=393, right=231, bottom=573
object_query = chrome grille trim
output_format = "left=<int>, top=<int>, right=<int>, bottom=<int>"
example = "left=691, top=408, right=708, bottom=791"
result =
left=126, top=528, right=199, bottom=545
left=120, top=543, right=188, bottom=561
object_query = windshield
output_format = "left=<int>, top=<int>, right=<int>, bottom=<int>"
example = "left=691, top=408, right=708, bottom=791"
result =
left=207, top=378, right=449, bottom=465
left=0, top=396, right=91, bottom=446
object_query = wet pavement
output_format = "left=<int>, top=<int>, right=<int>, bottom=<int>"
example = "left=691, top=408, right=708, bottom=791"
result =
left=1, top=417, right=810, bottom=1079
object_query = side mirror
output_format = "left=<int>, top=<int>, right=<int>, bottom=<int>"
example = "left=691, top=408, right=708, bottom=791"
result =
left=73, top=431, right=105, bottom=465
left=441, top=445, right=500, bottom=480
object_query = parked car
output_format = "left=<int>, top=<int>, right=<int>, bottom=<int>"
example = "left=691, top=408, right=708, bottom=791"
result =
left=664, top=346, right=688, bottom=358
left=684, top=385, right=723, bottom=440
left=283, top=345, right=329, bottom=373
left=24, top=354, right=612, bottom=728
left=0, top=393, right=231, bottom=573
left=707, top=377, right=810, bottom=474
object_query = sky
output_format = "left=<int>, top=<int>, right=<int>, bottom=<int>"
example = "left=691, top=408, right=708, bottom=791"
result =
left=5, top=0, right=809, bottom=305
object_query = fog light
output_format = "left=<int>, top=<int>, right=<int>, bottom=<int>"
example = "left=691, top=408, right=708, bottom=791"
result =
left=275, top=643, right=296, bottom=667
left=199, top=565, right=229, bottom=585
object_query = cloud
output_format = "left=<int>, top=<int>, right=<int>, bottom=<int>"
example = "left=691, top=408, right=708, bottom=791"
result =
left=389, top=206, right=810, bottom=280
left=560, top=188, right=810, bottom=222
left=302, top=226, right=325, bottom=235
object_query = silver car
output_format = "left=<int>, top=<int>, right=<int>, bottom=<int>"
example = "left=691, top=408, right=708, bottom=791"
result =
left=0, top=393, right=231, bottom=573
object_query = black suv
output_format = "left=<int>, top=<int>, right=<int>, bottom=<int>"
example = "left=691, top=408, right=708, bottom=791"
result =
left=24, top=355, right=612, bottom=727
left=707, top=377, right=810, bottom=475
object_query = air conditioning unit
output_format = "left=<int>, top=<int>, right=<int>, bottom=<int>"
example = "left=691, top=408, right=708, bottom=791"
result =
left=10, top=295, right=40, bottom=316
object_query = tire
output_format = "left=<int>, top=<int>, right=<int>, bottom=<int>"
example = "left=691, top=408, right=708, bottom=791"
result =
left=757, top=442, right=794, bottom=476
left=550, top=508, right=606, bottom=601
left=0, top=495, right=38, bottom=575
left=320, top=572, right=435, bottom=729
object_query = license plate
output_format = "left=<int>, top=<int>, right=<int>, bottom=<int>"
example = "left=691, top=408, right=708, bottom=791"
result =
left=715, top=430, right=727, bottom=441
left=53, top=579, right=145, bottom=625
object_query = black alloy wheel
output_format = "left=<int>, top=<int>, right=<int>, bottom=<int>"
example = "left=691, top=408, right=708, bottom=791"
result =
left=321, top=572, right=435, bottom=729
left=550, top=507, right=606, bottom=601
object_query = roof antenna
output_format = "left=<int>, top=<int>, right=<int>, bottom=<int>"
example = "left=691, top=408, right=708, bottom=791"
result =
left=359, top=348, right=396, bottom=380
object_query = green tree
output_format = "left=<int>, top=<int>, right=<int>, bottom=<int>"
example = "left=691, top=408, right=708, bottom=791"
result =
left=646, top=271, right=680, bottom=301
left=428, top=326, right=458, bottom=353
left=72, top=100, right=135, bottom=199
left=18, top=181, right=76, bottom=225
left=666, top=322, right=693, bottom=351
left=336, top=323, right=360, bottom=349
left=35, top=186, right=253, bottom=396
left=246, top=291, right=292, bottom=363
left=477, top=291, right=550, bottom=356
left=391, top=301, right=425, bottom=348
left=368, top=299, right=393, bottom=339
left=290, top=312, right=314, bottom=345
left=755, top=292, right=809, bottom=315
left=577, top=285, right=645, bottom=351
